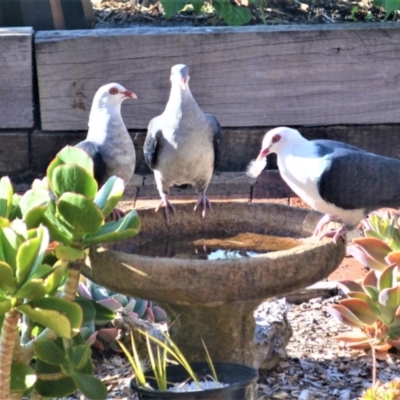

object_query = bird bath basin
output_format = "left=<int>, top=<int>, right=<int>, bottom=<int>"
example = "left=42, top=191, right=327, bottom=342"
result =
left=82, top=202, right=345, bottom=367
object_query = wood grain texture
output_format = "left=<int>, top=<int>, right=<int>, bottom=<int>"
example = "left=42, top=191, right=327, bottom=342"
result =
left=0, top=28, right=33, bottom=128
left=35, top=23, right=400, bottom=131
left=0, top=132, right=29, bottom=175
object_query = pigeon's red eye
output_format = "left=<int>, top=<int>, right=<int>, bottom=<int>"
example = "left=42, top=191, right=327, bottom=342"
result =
left=272, top=134, right=281, bottom=143
left=109, top=87, right=119, bottom=95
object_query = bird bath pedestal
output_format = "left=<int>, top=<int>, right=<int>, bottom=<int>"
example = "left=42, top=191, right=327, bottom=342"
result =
left=82, top=202, right=345, bottom=367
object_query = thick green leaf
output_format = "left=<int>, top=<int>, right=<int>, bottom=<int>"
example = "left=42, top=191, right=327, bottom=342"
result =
left=325, top=305, right=364, bottom=328
left=213, top=0, right=252, bottom=26
left=47, top=146, right=94, bottom=188
left=337, top=280, right=364, bottom=295
left=363, top=269, right=379, bottom=288
left=378, top=264, right=398, bottom=291
left=75, top=298, right=96, bottom=325
left=94, top=176, right=124, bottom=217
left=0, top=176, right=13, bottom=218
left=15, top=189, right=51, bottom=229
left=16, top=236, right=41, bottom=285
left=348, top=237, right=392, bottom=271
left=33, top=338, right=68, bottom=366
left=0, top=227, right=20, bottom=271
left=70, top=344, right=91, bottom=370
left=57, top=193, right=104, bottom=238
left=379, top=286, right=400, bottom=324
left=17, top=304, right=72, bottom=338
left=51, top=164, right=98, bottom=200
left=191, top=0, right=206, bottom=14
left=339, top=298, right=377, bottom=326
left=43, top=261, right=68, bottom=295
left=0, top=260, right=16, bottom=293
left=26, top=297, right=83, bottom=335
left=0, top=298, right=12, bottom=316
left=10, top=363, right=36, bottom=394
left=385, top=0, right=400, bottom=15
left=346, top=291, right=380, bottom=315
left=91, top=300, right=115, bottom=324
left=160, top=0, right=188, bottom=18
left=82, top=210, right=140, bottom=245
left=55, top=244, right=85, bottom=261
left=71, top=371, right=108, bottom=400
left=29, top=263, right=54, bottom=281
left=14, top=279, right=47, bottom=300
left=41, top=204, right=74, bottom=245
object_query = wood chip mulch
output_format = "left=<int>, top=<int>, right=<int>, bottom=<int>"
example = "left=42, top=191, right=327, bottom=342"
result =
left=63, top=295, right=399, bottom=400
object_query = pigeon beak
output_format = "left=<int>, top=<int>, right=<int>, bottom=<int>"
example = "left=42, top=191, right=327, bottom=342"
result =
left=257, top=148, right=270, bottom=161
left=123, top=90, right=137, bottom=99
left=180, top=78, right=188, bottom=90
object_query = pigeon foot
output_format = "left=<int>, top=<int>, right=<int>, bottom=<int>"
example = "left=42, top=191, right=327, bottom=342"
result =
left=194, top=193, right=212, bottom=218
left=106, top=207, right=126, bottom=222
left=155, top=194, right=175, bottom=223
left=314, top=214, right=347, bottom=244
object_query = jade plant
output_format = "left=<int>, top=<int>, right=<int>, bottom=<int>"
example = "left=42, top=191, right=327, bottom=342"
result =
left=0, top=146, right=141, bottom=399
left=78, top=279, right=167, bottom=353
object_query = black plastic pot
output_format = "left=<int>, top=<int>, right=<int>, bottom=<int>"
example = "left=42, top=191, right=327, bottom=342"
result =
left=130, top=362, right=258, bottom=400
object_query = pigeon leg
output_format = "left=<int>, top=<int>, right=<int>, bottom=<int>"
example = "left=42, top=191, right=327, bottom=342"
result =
left=194, top=192, right=212, bottom=218
left=313, top=214, right=347, bottom=244
left=155, top=193, right=175, bottom=223
left=106, top=207, right=126, bottom=222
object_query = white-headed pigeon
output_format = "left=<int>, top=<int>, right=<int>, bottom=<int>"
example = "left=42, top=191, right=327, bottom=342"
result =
left=248, top=126, right=400, bottom=243
left=75, top=83, right=137, bottom=219
left=143, top=64, right=223, bottom=222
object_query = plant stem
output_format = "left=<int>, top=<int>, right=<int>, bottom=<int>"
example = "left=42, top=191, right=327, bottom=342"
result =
left=61, top=260, right=83, bottom=302
left=371, top=342, right=376, bottom=386
left=0, top=309, right=20, bottom=399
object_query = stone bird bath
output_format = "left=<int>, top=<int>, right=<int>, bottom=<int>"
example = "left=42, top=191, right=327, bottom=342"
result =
left=82, top=202, right=345, bottom=367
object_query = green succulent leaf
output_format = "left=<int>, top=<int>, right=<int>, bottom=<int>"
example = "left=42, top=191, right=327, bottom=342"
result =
left=34, top=364, right=76, bottom=397
left=74, top=297, right=96, bottom=325
left=346, top=291, right=380, bottom=315
left=325, top=305, right=364, bottom=328
left=213, top=0, right=252, bottom=26
left=25, top=297, right=83, bottom=336
left=14, top=279, right=47, bottom=300
left=339, top=298, right=377, bottom=326
left=71, top=371, right=108, bottom=400
left=363, top=270, right=379, bottom=288
left=41, top=203, right=74, bottom=245
left=70, top=344, right=91, bottom=370
left=337, top=280, right=364, bottom=295
left=348, top=237, right=392, bottom=271
left=43, top=260, right=68, bottom=295
left=57, top=193, right=104, bottom=239
left=191, top=0, right=206, bottom=14
left=0, top=227, right=20, bottom=271
left=0, top=176, right=14, bottom=219
left=379, top=286, right=400, bottom=324
left=0, top=298, right=12, bottom=316
left=0, top=261, right=16, bottom=293
left=160, top=0, right=188, bottom=18
left=55, top=244, right=85, bottom=261
left=82, top=210, right=140, bottom=245
left=33, top=338, right=68, bottom=366
left=16, top=225, right=49, bottom=285
left=10, top=363, right=36, bottom=394
left=51, top=164, right=98, bottom=200
left=17, top=305, right=72, bottom=338
left=378, top=264, right=398, bottom=291
left=47, top=146, right=94, bottom=188
left=94, top=176, right=124, bottom=217
left=13, top=189, right=51, bottom=229
left=91, top=300, right=116, bottom=325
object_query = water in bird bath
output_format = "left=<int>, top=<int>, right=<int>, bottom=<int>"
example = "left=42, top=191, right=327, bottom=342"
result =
left=126, top=232, right=303, bottom=260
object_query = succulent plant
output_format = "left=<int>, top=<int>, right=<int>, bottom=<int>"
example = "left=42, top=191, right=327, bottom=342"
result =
left=326, top=263, right=400, bottom=351
left=360, top=379, right=400, bottom=400
left=77, top=279, right=168, bottom=352
left=347, top=210, right=400, bottom=271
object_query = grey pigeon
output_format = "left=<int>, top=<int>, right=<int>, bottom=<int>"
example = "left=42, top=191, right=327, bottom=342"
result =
left=143, top=64, right=223, bottom=222
left=250, top=126, right=400, bottom=243
left=75, top=83, right=137, bottom=218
